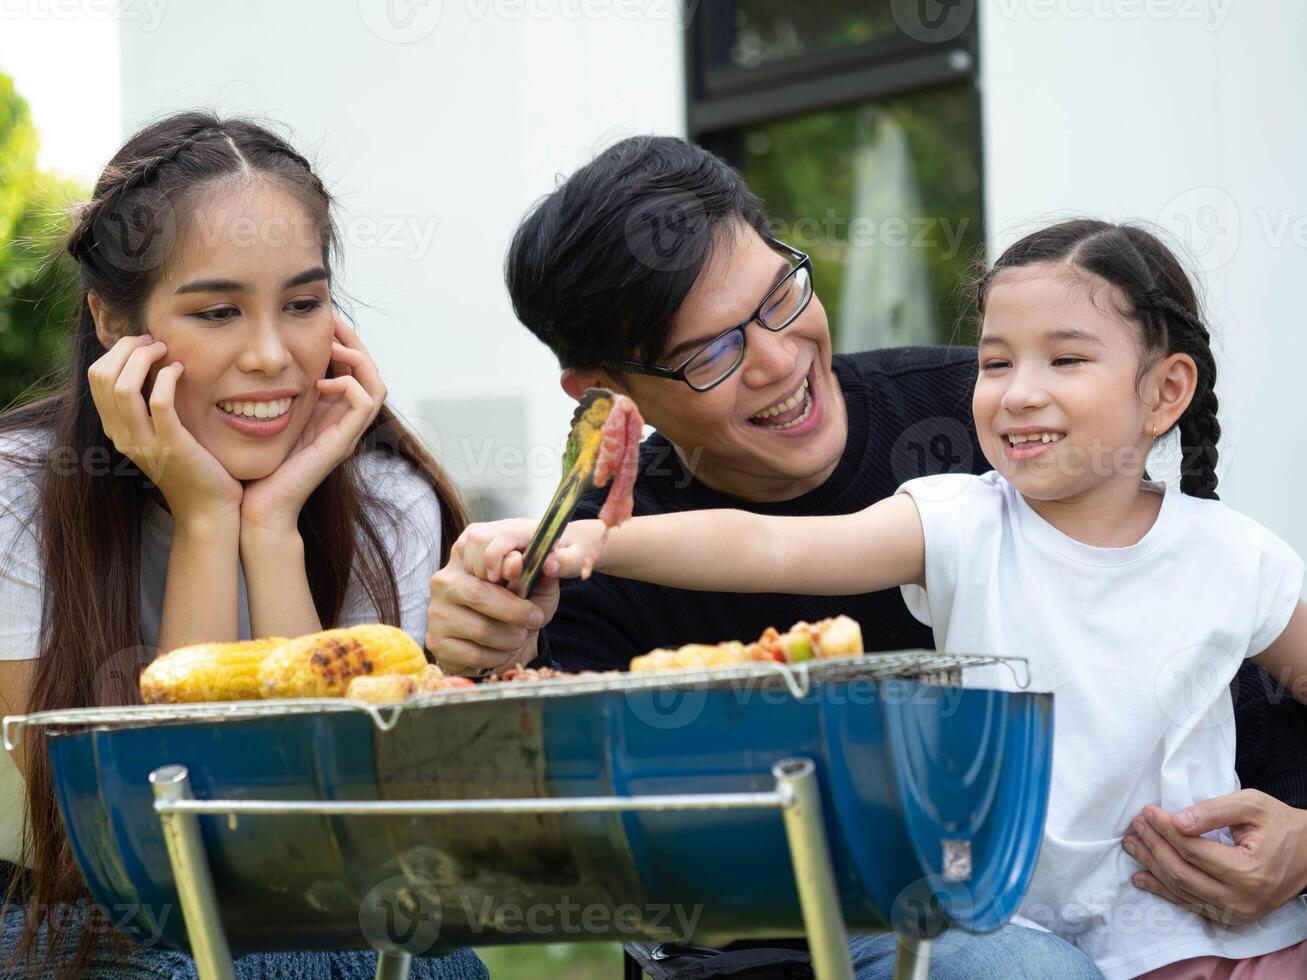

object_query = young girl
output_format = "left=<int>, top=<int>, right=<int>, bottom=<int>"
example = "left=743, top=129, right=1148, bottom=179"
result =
left=464, top=220, right=1307, bottom=979
left=0, top=114, right=486, bottom=978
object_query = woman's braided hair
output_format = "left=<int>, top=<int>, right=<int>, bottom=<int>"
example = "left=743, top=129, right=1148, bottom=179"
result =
left=66, top=111, right=337, bottom=316
left=975, top=219, right=1221, bottom=499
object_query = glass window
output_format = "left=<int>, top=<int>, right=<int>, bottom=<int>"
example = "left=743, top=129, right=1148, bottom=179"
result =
left=737, top=83, right=983, bottom=350
left=725, top=2, right=902, bottom=71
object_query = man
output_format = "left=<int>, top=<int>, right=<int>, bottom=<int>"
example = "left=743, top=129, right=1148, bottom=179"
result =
left=427, top=136, right=1307, bottom=977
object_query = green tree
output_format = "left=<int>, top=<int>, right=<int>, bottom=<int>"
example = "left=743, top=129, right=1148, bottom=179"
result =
left=0, top=69, right=85, bottom=411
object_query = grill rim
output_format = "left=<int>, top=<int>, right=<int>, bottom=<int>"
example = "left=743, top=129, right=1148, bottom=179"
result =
left=4, top=650, right=1030, bottom=749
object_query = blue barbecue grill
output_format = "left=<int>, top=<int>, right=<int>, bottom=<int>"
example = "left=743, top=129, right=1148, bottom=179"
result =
left=4, top=651, right=1052, bottom=980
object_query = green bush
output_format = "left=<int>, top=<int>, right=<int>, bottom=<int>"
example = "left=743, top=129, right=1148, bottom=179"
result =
left=0, top=69, right=85, bottom=411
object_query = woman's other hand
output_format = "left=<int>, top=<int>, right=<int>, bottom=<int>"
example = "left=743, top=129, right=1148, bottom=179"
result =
left=1122, top=790, right=1307, bottom=924
left=87, top=334, right=242, bottom=528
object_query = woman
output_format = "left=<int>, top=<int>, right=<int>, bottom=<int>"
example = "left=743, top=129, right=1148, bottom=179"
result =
left=0, top=112, right=485, bottom=978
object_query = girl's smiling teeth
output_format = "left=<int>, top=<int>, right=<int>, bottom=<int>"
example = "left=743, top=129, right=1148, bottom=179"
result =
left=218, top=397, right=294, bottom=420
left=750, top=377, right=811, bottom=429
left=1006, top=431, right=1064, bottom=445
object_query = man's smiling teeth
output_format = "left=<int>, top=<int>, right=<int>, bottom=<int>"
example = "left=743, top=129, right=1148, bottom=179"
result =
left=1007, top=432, right=1063, bottom=445
left=218, top=398, right=293, bottom=420
left=751, top=379, right=809, bottom=421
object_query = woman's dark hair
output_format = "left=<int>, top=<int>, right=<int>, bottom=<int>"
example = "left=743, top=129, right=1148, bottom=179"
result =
left=506, top=135, right=770, bottom=370
left=0, top=111, right=467, bottom=975
left=975, top=218, right=1221, bottom=499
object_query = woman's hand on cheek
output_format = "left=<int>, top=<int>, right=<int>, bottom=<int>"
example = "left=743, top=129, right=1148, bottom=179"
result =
left=240, top=315, right=386, bottom=536
left=87, top=335, right=243, bottom=530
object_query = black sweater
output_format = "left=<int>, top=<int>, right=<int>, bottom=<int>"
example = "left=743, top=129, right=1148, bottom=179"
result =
left=539, top=346, right=1307, bottom=808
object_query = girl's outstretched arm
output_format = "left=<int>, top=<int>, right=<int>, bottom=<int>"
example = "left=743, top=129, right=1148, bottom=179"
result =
left=504, top=493, right=926, bottom=596
left=1251, top=601, right=1307, bottom=703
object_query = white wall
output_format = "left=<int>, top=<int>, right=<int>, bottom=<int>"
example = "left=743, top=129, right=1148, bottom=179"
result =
left=119, top=1, right=1307, bottom=564
left=119, top=0, right=685, bottom=515
left=981, top=0, right=1307, bottom=566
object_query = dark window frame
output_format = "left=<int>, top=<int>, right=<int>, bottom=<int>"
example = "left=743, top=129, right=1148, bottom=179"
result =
left=685, top=1, right=982, bottom=155
left=684, top=1, right=987, bottom=348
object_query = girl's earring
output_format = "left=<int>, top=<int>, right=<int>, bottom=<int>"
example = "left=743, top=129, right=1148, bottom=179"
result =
left=1152, top=424, right=1157, bottom=440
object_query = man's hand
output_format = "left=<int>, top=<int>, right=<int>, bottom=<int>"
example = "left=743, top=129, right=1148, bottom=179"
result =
left=1121, top=789, right=1307, bottom=925
left=425, top=522, right=560, bottom=675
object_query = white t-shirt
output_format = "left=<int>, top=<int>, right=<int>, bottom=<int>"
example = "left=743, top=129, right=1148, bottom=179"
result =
left=0, top=432, right=446, bottom=868
left=897, top=470, right=1307, bottom=979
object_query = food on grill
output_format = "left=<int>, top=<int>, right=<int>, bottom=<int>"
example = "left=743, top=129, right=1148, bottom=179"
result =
left=629, top=616, right=864, bottom=672
left=140, top=625, right=429, bottom=704
left=139, top=637, right=289, bottom=704
left=593, top=393, right=642, bottom=528
left=488, top=665, right=607, bottom=682
left=630, top=642, right=750, bottom=672
left=346, top=674, right=419, bottom=704
left=259, top=625, right=428, bottom=699
left=418, top=663, right=476, bottom=693
left=514, top=389, right=645, bottom=597
left=577, top=392, right=643, bottom=579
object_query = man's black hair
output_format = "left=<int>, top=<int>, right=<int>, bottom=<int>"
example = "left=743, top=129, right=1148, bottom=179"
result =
left=505, top=135, right=770, bottom=370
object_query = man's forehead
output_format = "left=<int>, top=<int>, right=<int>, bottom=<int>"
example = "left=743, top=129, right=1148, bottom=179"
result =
left=666, top=224, right=783, bottom=338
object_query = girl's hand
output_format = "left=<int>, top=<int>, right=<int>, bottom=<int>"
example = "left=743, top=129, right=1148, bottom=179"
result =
left=87, top=334, right=243, bottom=528
left=539, top=519, right=609, bottom=580
left=455, top=517, right=608, bottom=585
left=240, top=315, right=386, bottom=535
left=1121, top=790, right=1307, bottom=924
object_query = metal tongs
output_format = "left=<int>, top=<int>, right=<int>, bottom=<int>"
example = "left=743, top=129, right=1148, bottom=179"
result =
left=513, top=388, right=620, bottom=599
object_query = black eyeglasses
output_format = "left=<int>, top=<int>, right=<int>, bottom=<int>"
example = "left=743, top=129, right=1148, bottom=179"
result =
left=610, top=239, right=814, bottom=392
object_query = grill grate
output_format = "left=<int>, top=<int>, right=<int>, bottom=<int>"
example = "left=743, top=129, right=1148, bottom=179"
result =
left=4, top=650, right=1028, bottom=748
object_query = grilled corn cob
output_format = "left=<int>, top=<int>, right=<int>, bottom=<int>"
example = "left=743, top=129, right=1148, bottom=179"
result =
left=258, top=624, right=427, bottom=699
left=140, top=637, right=288, bottom=704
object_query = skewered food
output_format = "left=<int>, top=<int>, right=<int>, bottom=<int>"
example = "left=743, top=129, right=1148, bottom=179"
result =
left=629, top=616, right=864, bottom=672
left=593, top=393, right=642, bottom=528
left=514, top=388, right=645, bottom=597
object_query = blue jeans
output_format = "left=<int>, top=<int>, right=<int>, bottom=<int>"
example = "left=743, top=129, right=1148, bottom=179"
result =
left=849, top=924, right=1103, bottom=979
left=1, top=899, right=488, bottom=980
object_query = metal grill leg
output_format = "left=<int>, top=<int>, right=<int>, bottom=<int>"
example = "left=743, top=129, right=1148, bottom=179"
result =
left=150, top=765, right=236, bottom=980
left=375, top=950, right=413, bottom=980
left=773, top=759, right=854, bottom=980
left=891, top=934, right=931, bottom=980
